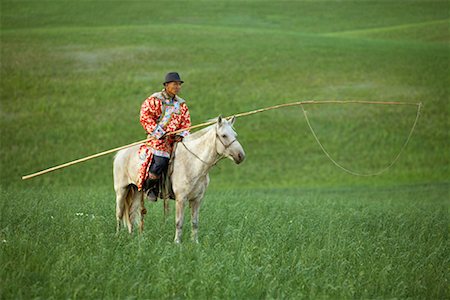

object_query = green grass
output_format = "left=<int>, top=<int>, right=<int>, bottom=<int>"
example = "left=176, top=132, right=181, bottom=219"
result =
left=1, top=184, right=448, bottom=299
left=1, top=0, right=449, bottom=298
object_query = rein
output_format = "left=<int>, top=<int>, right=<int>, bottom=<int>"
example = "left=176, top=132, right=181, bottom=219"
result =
left=180, top=141, right=216, bottom=165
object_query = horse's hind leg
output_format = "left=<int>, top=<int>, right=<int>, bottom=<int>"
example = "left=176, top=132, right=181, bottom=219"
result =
left=115, top=186, right=128, bottom=234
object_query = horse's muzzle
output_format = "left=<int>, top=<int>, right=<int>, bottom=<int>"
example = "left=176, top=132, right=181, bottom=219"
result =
left=234, top=151, right=245, bottom=164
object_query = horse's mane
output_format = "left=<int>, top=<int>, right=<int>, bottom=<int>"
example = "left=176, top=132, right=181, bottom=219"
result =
left=184, top=124, right=215, bottom=142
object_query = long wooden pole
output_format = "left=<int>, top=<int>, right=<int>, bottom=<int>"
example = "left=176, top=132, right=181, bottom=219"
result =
left=170, top=100, right=420, bottom=136
left=21, top=100, right=421, bottom=180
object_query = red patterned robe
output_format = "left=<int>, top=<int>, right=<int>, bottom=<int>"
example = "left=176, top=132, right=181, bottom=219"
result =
left=136, top=89, right=191, bottom=190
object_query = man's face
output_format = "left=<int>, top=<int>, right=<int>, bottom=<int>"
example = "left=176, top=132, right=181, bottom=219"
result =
left=165, top=81, right=182, bottom=96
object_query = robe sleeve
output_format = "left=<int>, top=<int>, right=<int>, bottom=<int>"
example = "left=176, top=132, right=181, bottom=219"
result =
left=177, top=102, right=191, bottom=137
left=140, top=97, right=165, bottom=139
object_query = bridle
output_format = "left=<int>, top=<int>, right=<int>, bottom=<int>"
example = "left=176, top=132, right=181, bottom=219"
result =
left=216, top=133, right=238, bottom=150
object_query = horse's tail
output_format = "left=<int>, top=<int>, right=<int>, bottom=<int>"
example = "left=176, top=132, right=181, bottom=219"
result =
left=123, top=185, right=146, bottom=233
left=123, top=186, right=134, bottom=233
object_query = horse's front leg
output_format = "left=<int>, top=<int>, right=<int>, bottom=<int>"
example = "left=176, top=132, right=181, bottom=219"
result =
left=189, top=199, right=202, bottom=243
left=174, top=197, right=186, bottom=243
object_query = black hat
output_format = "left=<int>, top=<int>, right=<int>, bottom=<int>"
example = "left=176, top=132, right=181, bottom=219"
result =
left=163, top=72, right=184, bottom=85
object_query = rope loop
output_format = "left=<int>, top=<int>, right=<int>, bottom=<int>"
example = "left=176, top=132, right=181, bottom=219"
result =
left=300, top=102, right=422, bottom=176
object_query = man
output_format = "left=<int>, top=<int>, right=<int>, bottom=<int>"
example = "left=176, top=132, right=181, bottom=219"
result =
left=137, top=72, right=191, bottom=201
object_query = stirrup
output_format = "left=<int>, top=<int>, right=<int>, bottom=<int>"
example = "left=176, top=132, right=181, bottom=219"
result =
left=146, top=189, right=158, bottom=202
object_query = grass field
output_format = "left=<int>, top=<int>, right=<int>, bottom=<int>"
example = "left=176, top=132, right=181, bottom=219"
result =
left=1, top=0, right=449, bottom=299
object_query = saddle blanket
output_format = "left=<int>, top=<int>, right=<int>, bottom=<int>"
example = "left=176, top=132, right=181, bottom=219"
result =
left=136, top=144, right=175, bottom=200
left=136, top=145, right=153, bottom=191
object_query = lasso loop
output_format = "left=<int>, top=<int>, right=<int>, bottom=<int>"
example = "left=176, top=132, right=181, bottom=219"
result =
left=300, top=103, right=422, bottom=177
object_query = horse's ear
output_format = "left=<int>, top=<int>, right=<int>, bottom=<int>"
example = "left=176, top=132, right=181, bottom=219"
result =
left=230, top=116, right=236, bottom=126
left=217, top=115, right=223, bottom=126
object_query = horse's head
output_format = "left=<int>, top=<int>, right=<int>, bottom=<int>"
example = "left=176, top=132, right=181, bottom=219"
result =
left=215, top=116, right=245, bottom=164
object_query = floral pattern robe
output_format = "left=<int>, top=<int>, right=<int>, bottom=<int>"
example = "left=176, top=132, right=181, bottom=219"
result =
left=136, top=89, right=191, bottom=190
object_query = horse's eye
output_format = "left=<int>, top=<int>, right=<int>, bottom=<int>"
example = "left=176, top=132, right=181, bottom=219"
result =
left=222, top=134, right=227, bottom=138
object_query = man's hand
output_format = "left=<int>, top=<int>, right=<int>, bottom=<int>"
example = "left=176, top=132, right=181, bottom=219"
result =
left=173, top=135, right=184, bottom=142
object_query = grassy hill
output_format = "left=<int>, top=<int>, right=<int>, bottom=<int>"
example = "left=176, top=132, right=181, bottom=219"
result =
left=1, top=0, right=449, bottom=190
left=1, top=0, right=448, bottom=298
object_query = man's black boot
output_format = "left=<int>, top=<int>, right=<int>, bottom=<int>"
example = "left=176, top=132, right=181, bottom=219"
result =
left=143, top=178, right=159, bottom=202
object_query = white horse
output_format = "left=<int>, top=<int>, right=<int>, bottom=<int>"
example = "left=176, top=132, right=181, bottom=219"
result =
left=113, top=116, right=245, bottom=243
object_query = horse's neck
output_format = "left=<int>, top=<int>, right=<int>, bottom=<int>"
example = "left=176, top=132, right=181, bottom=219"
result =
left=180, top=127, right=218, bottom=174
